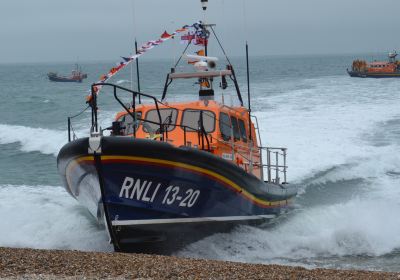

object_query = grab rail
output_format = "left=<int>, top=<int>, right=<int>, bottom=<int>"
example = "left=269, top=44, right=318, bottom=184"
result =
left=260, top=147, right=287, bottom=184
left=90, top=83, right=163, bottom=136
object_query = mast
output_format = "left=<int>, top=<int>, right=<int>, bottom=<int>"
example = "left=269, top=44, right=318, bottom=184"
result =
left=201, top=0, right=208, bottom=55
left=201, top=0, right=208, bottom=10
left=199, top=0, right=212, bottom=97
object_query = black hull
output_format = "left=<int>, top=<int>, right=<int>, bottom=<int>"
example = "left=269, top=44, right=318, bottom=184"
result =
left=114, top=218, right=265, bottom=253
left=48, top=76, right=83, bottom=82
left=57, top=137, right=297, bottom=253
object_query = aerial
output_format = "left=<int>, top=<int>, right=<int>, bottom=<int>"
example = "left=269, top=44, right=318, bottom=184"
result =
left=1, top=0, right=400, bottom=279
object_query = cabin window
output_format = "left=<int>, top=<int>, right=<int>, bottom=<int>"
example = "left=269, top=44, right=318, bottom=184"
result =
left=117, top=112, right=142, bottom=135
left=219, top=112, right=232, bottom=141
left=181, top=110, right=216, bottom=133
left=230, top=116, right=241, bottom=141
left=143, top=109, right=178, bottom=133
left=238, top=119, right=248, bottom=143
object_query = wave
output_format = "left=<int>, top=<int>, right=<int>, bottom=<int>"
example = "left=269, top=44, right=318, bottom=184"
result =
left=300, top=145, right=400, bottom=187
left=0, top=124, right=67, bottom=156
left=116, top=79, right=130, bottom=85
left=0, top=184, right=112, bottom=252
left=0, top=111, right=124, bottom=156
left=255, top=76, right=400, bottom=182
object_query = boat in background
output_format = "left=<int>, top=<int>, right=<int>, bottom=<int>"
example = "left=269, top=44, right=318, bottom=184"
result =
left=347, top=52, right=400, bottom=78
left=48, top=64, right=87, bottom=82
left=57, top=0, right=297, bottom=253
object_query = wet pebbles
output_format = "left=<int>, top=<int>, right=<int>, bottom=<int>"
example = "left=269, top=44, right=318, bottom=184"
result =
left=0, top=247, right=399, bottom=279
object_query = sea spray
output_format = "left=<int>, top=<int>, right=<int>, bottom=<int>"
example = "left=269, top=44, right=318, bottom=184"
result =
left=0, top=185, right=112, bottom=252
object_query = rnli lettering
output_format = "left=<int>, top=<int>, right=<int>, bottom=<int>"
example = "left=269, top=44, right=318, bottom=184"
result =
left=119, top=177, right=201, bottom=208
left=119, top=177, right=159, bottom=203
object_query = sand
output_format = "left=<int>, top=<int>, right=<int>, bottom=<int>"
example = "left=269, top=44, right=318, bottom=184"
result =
left=0, top=247, right=399, bottom=279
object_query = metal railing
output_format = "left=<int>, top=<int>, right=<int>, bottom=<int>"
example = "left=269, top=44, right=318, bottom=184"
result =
left=67, top=105, right=90, bottom=142
left=261, top=147, right=287, bottom=184
left=249, top=115, right=288, bottom=184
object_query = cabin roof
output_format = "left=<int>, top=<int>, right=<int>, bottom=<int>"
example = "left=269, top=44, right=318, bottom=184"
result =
left=115, top=99, right=249, bottom=119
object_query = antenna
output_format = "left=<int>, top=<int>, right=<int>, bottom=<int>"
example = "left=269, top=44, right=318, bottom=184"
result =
left=132, top=0, right=141, bottom=103
left=135, top=39, right=141, bottom=104
left=246, top=42, right=252, bottom=142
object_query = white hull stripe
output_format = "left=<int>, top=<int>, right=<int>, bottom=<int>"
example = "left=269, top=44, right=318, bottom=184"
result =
left=111, top=215, right=276, bottom=226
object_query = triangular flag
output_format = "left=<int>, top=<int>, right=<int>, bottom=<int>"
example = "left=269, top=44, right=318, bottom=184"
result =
left=176, top=28, right=188, bottom=33
left=161, top=31, right=172, bottom=39
left=121, top=56, right=132, bottom=62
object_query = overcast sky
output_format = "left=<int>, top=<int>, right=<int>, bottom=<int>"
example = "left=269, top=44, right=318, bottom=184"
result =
left=1, top=0, right=399, bottom=63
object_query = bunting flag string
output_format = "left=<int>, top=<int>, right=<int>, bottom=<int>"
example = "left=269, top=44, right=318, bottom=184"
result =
left=87, top=21, right=207, bottom=101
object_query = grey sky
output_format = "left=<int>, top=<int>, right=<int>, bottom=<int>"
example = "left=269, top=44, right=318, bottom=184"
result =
left=1, top=0, right=399, bottom=63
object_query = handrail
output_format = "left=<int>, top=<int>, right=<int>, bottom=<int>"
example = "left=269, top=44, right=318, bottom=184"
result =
left=251, top=114, right=263, bottom=179
left=263, top=147, right=287, bottom=184
left=201, top=133, right=287, bottom=184
left=91, top=83, right=163, bottom=137
left=87, top=83, right=211, bottom=151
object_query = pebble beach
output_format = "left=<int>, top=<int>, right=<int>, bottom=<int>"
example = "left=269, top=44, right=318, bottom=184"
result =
left=0, top=247, right=399, bottom=279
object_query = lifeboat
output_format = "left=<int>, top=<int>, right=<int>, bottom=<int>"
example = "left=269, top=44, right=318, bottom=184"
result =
left=57, top=18, right=297, bottom=253
left=347, top=52, right=400, bottom=78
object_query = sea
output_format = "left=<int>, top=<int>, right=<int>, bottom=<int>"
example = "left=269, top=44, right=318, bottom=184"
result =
left=1, top=53, right=400, bottom=272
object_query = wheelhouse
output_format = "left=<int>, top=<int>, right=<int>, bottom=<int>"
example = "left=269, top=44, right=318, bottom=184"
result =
left=113, top=98, right=262, bottom=178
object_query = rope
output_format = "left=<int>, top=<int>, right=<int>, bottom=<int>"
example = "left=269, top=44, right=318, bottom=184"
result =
left=69, top=105, right=90, bottom=119
left=209, top=26, right=232, bottom=66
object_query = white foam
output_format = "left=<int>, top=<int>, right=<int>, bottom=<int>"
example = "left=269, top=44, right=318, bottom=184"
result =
left=303, top=144, right=400, bottom=187
left=179, top=194, right=400, bottom=263
left=0, top=185, right=112, bottom=252
left=116, top=79, right=131, bottom=85
left=0, top=124, right=67, bottom=156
